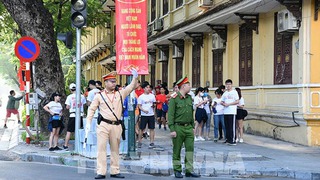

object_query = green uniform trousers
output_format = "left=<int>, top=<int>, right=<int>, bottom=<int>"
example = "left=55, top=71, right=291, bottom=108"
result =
left=172, top=124, right=194, bottom=173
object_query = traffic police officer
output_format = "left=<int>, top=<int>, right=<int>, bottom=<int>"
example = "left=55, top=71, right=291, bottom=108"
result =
left=168, top=76, right=201, bottom=178
left=85, top=69, right=138, bottom=179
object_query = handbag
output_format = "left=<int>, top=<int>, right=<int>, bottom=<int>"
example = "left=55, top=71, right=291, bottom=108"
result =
left=162, top=102, right=168, bottom=112
left=52, top=115, right=61, bottom=121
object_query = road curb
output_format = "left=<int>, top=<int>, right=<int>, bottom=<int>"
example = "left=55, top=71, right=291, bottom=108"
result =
left=17, top=152, right=320, bottom=179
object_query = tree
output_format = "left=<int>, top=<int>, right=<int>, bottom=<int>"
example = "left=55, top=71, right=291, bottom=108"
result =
left=0, top=45, right=20, bottom=87
left=0, top=0, right=109, bottom=134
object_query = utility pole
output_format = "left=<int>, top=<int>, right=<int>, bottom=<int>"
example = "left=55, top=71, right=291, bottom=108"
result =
left=71, top=0, right=87, bottom=153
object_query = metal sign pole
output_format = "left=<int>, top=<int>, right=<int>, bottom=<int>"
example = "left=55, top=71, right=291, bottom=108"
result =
left=75, top=28, right=81, bottom=153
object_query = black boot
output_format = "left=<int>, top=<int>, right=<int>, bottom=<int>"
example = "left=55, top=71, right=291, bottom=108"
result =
left=174, top=171, right=183, bottom=178
left=94, top=174, right=106, bottom=179
left=110, top=173, right=125, bottom=178
left=185, top=172, right=201, bottom=178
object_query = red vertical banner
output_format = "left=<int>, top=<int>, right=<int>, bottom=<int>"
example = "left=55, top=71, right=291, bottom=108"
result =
left=116, top=0, right=148, bottom=75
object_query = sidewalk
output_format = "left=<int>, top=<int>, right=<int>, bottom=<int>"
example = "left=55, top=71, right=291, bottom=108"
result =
left=3, top=124, right=320, bottom=180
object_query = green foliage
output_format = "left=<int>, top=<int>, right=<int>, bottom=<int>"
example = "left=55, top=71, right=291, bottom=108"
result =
left=21, top=106, right=36, bottom=128
left=0, top=42, right=20, bottom=87
left=0, top=0, right=110, bottom=85
left=64, top=64, right=87, bottom=94
left=20, top=132, right=47, bottom=142
left=20, top=132, right=26, bottom=142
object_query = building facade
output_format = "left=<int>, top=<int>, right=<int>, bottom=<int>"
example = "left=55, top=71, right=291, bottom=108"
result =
left=81, top=0, right=320, bottom=146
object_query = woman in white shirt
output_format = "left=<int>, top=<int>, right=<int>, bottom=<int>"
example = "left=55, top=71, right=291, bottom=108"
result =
left=194, top=87, right=208, bottom=141
left=44, top=92, right=63, bottom=151
left=235, top=88, right=247, bottom=143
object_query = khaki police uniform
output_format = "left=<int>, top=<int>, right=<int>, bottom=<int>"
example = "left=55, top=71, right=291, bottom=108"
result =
left=86, top=72, right=137, bottom=176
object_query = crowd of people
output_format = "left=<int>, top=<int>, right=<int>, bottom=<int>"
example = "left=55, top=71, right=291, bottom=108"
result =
left=2, top=71, right=247, bottom=179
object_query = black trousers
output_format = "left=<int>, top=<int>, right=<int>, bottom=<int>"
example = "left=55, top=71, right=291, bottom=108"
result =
left=219, top=122, right=223, bottom=138
left=224, top=114, right=236, bottom=143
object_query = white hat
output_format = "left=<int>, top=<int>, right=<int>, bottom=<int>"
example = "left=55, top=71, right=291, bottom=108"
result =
left=69, top=83, right=76, bottom=90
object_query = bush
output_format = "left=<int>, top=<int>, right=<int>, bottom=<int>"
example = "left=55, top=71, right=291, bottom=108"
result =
left=21, top=106, right=37, bottom=128
left=20, top=131, right=48, bottom=142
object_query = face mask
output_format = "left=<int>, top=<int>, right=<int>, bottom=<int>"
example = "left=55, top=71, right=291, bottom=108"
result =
left=199, top=92, right=204, bottom=96
left=203, top=92, right=208, bottom=97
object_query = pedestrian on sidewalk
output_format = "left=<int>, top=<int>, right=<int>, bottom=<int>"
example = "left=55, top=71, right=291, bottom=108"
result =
left=194, top=87, right=208, bottom=141
left=85, top=69, right=138, bottom=179
left=156, top=86, right=168, bottom=130
left=168, top=76, right=201, bottom=178
left=87, top=80, right=100, bottom=131
left=235, top=87, right=247, bottom=143
left=137, top=81, right=156, bottom=149
left=44, top=92, right=63, bottom=151
left=218, top=85, right=225, bottom=140
left=63, top=83, right=87, bottom=150
left=3, top=90, right=25, bottom=128
left=202, top=87, right=212, bottom=140
left=221, top=79, right=239, bottom=145
left=212, top=88, right=226, bottom=142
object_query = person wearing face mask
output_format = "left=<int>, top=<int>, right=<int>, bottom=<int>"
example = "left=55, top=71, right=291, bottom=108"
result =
left=193, top=87, right=208, bottom=141
left=201, top=87, right=212, bottom=141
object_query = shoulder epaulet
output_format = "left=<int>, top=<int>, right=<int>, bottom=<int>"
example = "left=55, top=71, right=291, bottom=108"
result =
left=171, top=92, right=178, bottom=98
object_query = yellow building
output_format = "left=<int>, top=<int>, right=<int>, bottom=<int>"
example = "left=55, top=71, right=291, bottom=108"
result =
left=82, top=0, right=320, bottom=146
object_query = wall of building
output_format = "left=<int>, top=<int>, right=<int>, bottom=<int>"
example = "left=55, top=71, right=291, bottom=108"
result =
left=78, top=0, right=320, bottom=146
left=306, top=0, right=320, bottom=146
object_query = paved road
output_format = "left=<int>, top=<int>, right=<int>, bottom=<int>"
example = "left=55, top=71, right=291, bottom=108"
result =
left=0, top=161, right=295, bottom=180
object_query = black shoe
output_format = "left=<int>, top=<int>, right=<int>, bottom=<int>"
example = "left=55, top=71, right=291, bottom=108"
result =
left=185, top=172, right=201, bottom=178
left=95, top=174, right=106, bottom=179
left=49, top=147, right=55, bottom=151
left=63, top=145, right=69, bottom=150
left=148, top=143, right=155, bottom=149
left=54, top=146, right=62, bottom=151
left=158, top=123, right=161, bottom=129
left=110, top=173, right=125, bottom=178
left=219, top=137, right=223, bottom=140
left=164, top=126, right=167, bottom=131
left=18, top=120, right=21, bottom=124
left=174, top=171, right=183, bottom=178
left=3, top=124, right=7, bottom=128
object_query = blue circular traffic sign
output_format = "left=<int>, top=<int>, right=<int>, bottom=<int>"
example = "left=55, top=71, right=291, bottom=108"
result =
left=15, top=37, right=40, bottom=62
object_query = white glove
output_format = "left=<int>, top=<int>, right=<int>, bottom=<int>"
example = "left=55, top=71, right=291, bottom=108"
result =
left=83, top=122, right=91, bottom=149
left=131, top=68, right=138, bottom=78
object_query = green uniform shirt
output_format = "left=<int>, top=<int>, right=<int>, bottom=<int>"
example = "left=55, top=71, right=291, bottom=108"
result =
left=168, top=91, right=194, bottom=132
left=6, top=95, right=23, bottom=109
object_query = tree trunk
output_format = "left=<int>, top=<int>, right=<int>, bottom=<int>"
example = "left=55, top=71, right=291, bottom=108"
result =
left=0, top=0, right=66, bottom=135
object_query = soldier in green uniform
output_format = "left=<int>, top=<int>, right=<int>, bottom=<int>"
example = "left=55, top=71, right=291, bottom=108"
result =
left=168, top=76, right=201, bottom=178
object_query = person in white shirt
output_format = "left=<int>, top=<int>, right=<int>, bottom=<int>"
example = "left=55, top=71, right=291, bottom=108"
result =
left=194, top=87, right=208, bottom=141
left=235, top=87, right=247, bottom=143
left=63, top=83, right=87, bottom=150
left=43, top=92, right=63, bottom=151
left=221, top=79, right=239, bottom=145
left=137, top=81, right=156, bottom=149
left=212, top=89, right=226, bottom=142
left=86, top=80, right=100, bottom=131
